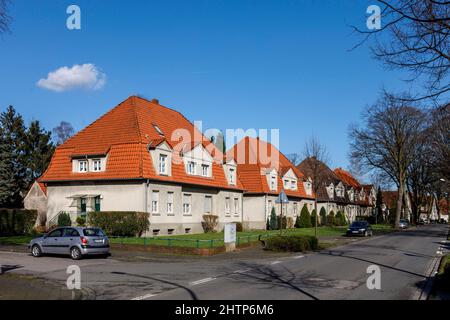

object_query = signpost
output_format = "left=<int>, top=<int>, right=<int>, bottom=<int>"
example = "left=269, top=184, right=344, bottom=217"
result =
left=275, top=190, right=289, bottom=235
left=224, top=223, right=237, bottom=252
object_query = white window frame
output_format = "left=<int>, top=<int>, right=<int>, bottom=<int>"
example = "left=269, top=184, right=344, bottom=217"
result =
left=291, top=180, right=296, bottom=190
left=201, top=164, right=209, bottom=177
left=229, top=168, right=235, bottom=184
left=270, top=176, right=277, bottom=191
left=204, top=195, right=212, bottom=213
left=79, top=160, right=88, bottom=172
left=92, top=159, right=101, bottom=172
left=159, top=154, right=167, bottom=175
left=151, top=191, right=159, bottom=213
left=234, top=198, right=239, bottom=215
left=225, top=197, right=231, bottom=215
left=187, top=161, right=196, bottom=175
left=183, top=194, right=191, bottom=215
left=167, top=192, right=174, bottom=214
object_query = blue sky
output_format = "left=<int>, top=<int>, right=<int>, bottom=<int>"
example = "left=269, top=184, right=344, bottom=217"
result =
left=0, top=0, right=412, bottom=173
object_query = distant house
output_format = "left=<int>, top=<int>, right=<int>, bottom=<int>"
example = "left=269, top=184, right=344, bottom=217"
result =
left=37, top=96, right=245, bottom=236
left=23, top=181, right=48, bottom=226
left=439, top=198, right=449, bottom=222
left=227, top=137, right=315, bottom=229
left=380, top=191, right=412, bottom=221
left=297, top=157, right=358, bottom=223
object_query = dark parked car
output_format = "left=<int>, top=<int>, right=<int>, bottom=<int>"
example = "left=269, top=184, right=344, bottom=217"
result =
left=28, top=227, right=110, bottom=260
left=399, top=219, right=409, bottom=229
left=346, top=221, right=373, bottom=237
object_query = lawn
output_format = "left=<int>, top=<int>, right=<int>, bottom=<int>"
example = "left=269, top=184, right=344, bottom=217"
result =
left=0, top=224, right=394, bottom=249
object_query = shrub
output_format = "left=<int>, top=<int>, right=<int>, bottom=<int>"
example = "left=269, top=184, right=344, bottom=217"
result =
left=298, top=205, right=312, bottom=228
left=335, top=211, right=346, bottom=226
left=233, top=221, right=243, bottom=232
left=269, top=207, right=278, bottom=230
left=327, top=211, right=335, bottom=226
left=0, top=209, right=38, bottom=236
left=88, top=211, right=150, bottom=237
left=319, top=207, right=327, bottom=226
left=265, top=235, right=319, bottom=252
left=202, top=214, right=219, bottom=233
left=76, top=216, right=86, bottom=227
left=57, top=212, right=72, bottom=227
left=266, top=218, right=270, bottom=230
left=294, top=215, right=301, bottom=228
left=310, top=209, right=318, bottom=227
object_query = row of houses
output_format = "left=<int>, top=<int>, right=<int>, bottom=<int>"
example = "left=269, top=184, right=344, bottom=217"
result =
left=24, top=96, right=377, bottom=236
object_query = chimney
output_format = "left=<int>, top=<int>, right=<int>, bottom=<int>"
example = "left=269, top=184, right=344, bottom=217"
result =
left=151, top=98, right=159, bottom=104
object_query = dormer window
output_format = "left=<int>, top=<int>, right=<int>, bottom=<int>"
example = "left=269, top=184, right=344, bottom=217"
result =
left=93, top=159, right=101, bottom=172
left=229, top=168, right=235, bottom=184
left=159, top=154, right=168, bottom=174
left=187, top=161, right=196, bottom=175
left=153, top=124, right=164, bottom=136
left=79, top=160, right=88, bottom=172
left=270, top=176, right=277, bottom=191
left=201, top=164, right=209, bottom=177
left=291, top=181, right=296, bottom=190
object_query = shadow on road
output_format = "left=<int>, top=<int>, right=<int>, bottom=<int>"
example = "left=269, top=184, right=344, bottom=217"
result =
left=0, top=264, right=22, bottom=274
left=111, top=271, right=198, bottom=300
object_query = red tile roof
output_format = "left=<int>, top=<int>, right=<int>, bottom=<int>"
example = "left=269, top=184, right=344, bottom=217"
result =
left=40, top=96, right=243, bottom=191
left=226, top=137, right=314, bottom=199
left=333, top=168, right=361, bottom=189
left=37, top=182, right=47, bottom=196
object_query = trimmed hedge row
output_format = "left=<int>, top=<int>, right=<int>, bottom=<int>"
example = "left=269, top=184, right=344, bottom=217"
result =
left=88, top=211, right=150, bottom=237
left=0, top=209, right=38, bottom=236
left=265, top=235, right=319, bottom=252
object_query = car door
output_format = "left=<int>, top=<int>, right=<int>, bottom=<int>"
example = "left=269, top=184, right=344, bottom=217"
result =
left=61, top=228, right=80, bottom=255
left=42, top=228, right=64, bottom=254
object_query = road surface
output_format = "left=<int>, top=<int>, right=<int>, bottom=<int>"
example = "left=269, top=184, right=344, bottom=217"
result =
left=0, top=224, right=447, bottom=300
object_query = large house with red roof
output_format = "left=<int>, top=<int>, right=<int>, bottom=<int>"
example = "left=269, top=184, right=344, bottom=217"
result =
left=227, top=137, right=315, bottom=229
left=36, top=96, right=245, bottom=236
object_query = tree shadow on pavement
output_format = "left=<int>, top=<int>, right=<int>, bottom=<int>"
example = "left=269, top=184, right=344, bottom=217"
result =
left=111, top=271, right=198, bottom=300
left=0, top=264, right=22, bottom=274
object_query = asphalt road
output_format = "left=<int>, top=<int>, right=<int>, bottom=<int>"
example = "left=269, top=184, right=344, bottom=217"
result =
left=0, top=224, right=448, bottom=300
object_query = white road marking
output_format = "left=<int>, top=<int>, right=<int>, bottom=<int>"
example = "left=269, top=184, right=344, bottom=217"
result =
left=233, top=268, right=251, bottom=274
left=131, top=293, right=156, bottom=300
left=292, top=255, right=305, bottom=259
left=190, top=277, right=215, bottom=286
left=271, top=261, right=281, bottom=265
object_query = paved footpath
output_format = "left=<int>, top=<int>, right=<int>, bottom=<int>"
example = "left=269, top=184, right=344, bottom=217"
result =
left=0, top=224, right=448, bottom=300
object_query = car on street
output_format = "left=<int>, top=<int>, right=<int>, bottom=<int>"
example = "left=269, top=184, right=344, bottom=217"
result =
left=28, top=227, right=110, bottom=260
left=346, top=221, right=373, bottom=237
left=399, top=219, right=409, bottom=229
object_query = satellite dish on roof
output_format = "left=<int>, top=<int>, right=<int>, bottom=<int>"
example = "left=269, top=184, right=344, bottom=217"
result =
left=275, top=190, right=289, bottom=204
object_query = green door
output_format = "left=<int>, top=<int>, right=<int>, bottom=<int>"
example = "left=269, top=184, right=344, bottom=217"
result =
left=80, top=198, right=87, bottom=213
left=94, top=196, right=101, bottom=212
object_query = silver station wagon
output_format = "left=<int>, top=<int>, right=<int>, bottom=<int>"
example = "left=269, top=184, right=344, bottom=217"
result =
left=29, top=227, right=110, bottom=260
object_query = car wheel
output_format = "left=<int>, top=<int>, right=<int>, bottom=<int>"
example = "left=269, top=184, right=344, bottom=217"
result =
left=31, top=245, right=42, bottom=257
left=70, top=247, right=82, bottom=260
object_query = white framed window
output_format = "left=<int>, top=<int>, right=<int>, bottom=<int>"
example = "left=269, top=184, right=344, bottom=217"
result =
left=293, top=202, right=298, bottom=215
left=92, top=159, right=102, bottom=172
left=284, top=180, right=289, bottom=188
left=270, top=176, right=277, bottom=191
left=183, top=194, right=191, bottom=215
left=204, top=195, right=212, bottom=213
left=159, top=154, right=167, bottom=174
left=229, top=168, right=235, bottom=184
left=167, top=192, right=174, bottom=214
left=151, top=191, right=159, bottom=213
left=201, top=164, right=209, bottom=177
left=234, top=198, right=239, bottom=214
left=291, top=181, right=296, bottom=190
left=187, top=161, right=196, bottom=175
left=79, top=160, right=88, bottom=172
left=225, top=197, right=231, bottom=214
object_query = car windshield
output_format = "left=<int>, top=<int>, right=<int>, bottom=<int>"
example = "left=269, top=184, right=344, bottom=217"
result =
left=83, top=228, right=105, bottom=237
left=350, top=222, right=367, bottom=228
left=400, top=219, right=408, bottom=223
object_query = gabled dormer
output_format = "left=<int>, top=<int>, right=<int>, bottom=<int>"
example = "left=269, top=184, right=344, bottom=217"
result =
left=282, top=168, right=298, bottom=191
left=335, top=181, right=345, bottom=198
left=265, top=168, right=278, bottom=192
left=223, top=158, right=237, bottom=186
left=326, top=183, right=335, bottom=199
left=149, top=139, right=173, bottom=176
left=72, top=154, right=108, bottom=173
left=303, top=177, right=313, bottom=196
left=348, top=187, right=355, bottom=202
left=182, top=143, right=214, bottom=178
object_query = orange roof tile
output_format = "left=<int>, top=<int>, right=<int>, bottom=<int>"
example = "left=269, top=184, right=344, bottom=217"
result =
left=334, top=168, right=361, bottom=189
left=40, top=96, right=243, bottom=191
left=227, top=137, right=314, bottom=199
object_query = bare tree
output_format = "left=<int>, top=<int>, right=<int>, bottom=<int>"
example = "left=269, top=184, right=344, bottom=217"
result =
left=353, top=0, right=450, bottom=102
left=286, top=153, right=302, bottom=166
left=302, top=136, right=330, bottom=236
left=52, top=121, right=75, bottom=145
left=349, top=92, right=426, bottom=228
left=0, top=0, right=11, bottom=34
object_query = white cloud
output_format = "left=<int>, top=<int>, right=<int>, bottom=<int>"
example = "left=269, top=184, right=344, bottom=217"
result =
left=37, top=64, right=106, bottom=92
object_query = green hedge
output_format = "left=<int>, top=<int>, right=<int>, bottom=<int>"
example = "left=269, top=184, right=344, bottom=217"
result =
left=0, top=209, right=38, bottom=236
left=87, top=211, right=150, bottom=237
left=265, top=235, right=318, bottom=252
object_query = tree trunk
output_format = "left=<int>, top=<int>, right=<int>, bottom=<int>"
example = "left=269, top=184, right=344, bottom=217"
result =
left=395, top=182, right=404, bottom=229
left=314, top=199, right=318, bottom=237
